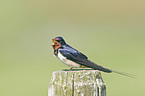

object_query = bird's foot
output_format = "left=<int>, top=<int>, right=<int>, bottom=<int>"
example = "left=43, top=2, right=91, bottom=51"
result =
left=68, top=67, right=73, bottom=71
left=62, top=67, right=73, bottom=71
left=62, top=69, right=69, bottom=71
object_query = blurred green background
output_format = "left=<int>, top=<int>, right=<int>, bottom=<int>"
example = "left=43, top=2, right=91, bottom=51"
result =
left=0, top=0, right=145, bottom=96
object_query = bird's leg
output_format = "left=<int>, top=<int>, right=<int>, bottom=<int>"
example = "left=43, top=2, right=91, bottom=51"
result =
left=62, top=67, right=73, bottom=71
left=68, top=67, right=73, bottom=71
left=62, top=69, right=69, bottom=71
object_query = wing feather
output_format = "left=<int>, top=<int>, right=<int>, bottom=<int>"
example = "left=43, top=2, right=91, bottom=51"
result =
left=59, top=49, right=112, bottom=73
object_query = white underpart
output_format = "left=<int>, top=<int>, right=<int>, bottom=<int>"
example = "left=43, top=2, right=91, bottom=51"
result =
left=57, top=51, right=81, bottom=68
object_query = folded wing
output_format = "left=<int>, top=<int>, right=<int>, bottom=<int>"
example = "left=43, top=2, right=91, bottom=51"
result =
left=59, top=49, right=112, bottom=73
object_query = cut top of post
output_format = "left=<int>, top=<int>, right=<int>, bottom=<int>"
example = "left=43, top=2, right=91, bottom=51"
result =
left=48, top=70, right=106, bottom=96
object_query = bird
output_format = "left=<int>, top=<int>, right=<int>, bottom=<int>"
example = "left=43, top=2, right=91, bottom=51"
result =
left=52, top=36, right=135, bottom=78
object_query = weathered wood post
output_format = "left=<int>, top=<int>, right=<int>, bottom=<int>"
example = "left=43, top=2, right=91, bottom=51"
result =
left=48, top=69, right=106, bottom=96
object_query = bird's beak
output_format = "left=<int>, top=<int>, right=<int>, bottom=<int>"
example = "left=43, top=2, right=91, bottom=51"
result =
left=52, top=39, right=55, bottom=45
left=52, top=39, right=58, bottom=45
left=52, top=39, right=59, bottom=49
left=52, top=39, right=55, bottom=49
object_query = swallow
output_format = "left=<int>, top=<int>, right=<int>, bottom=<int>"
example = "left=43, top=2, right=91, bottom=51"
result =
left=52, top=36, right=135, bottom=77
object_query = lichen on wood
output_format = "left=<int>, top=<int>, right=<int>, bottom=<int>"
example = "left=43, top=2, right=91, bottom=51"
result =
left=48, top=69, right=106, bottom=96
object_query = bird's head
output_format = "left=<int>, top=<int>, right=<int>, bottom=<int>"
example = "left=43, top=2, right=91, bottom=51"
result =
left=52, top=37, right=66, bottom=50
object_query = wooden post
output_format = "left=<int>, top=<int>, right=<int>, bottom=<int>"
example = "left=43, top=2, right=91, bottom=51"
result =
left=48, top=69, right=106, bottom=96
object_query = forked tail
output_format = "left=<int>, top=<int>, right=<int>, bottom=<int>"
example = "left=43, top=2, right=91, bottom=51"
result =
left=111, top=70, right=136, bottom=78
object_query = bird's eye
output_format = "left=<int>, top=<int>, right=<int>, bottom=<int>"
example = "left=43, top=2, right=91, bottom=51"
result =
left=56, top=40, right=60, bottom=42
